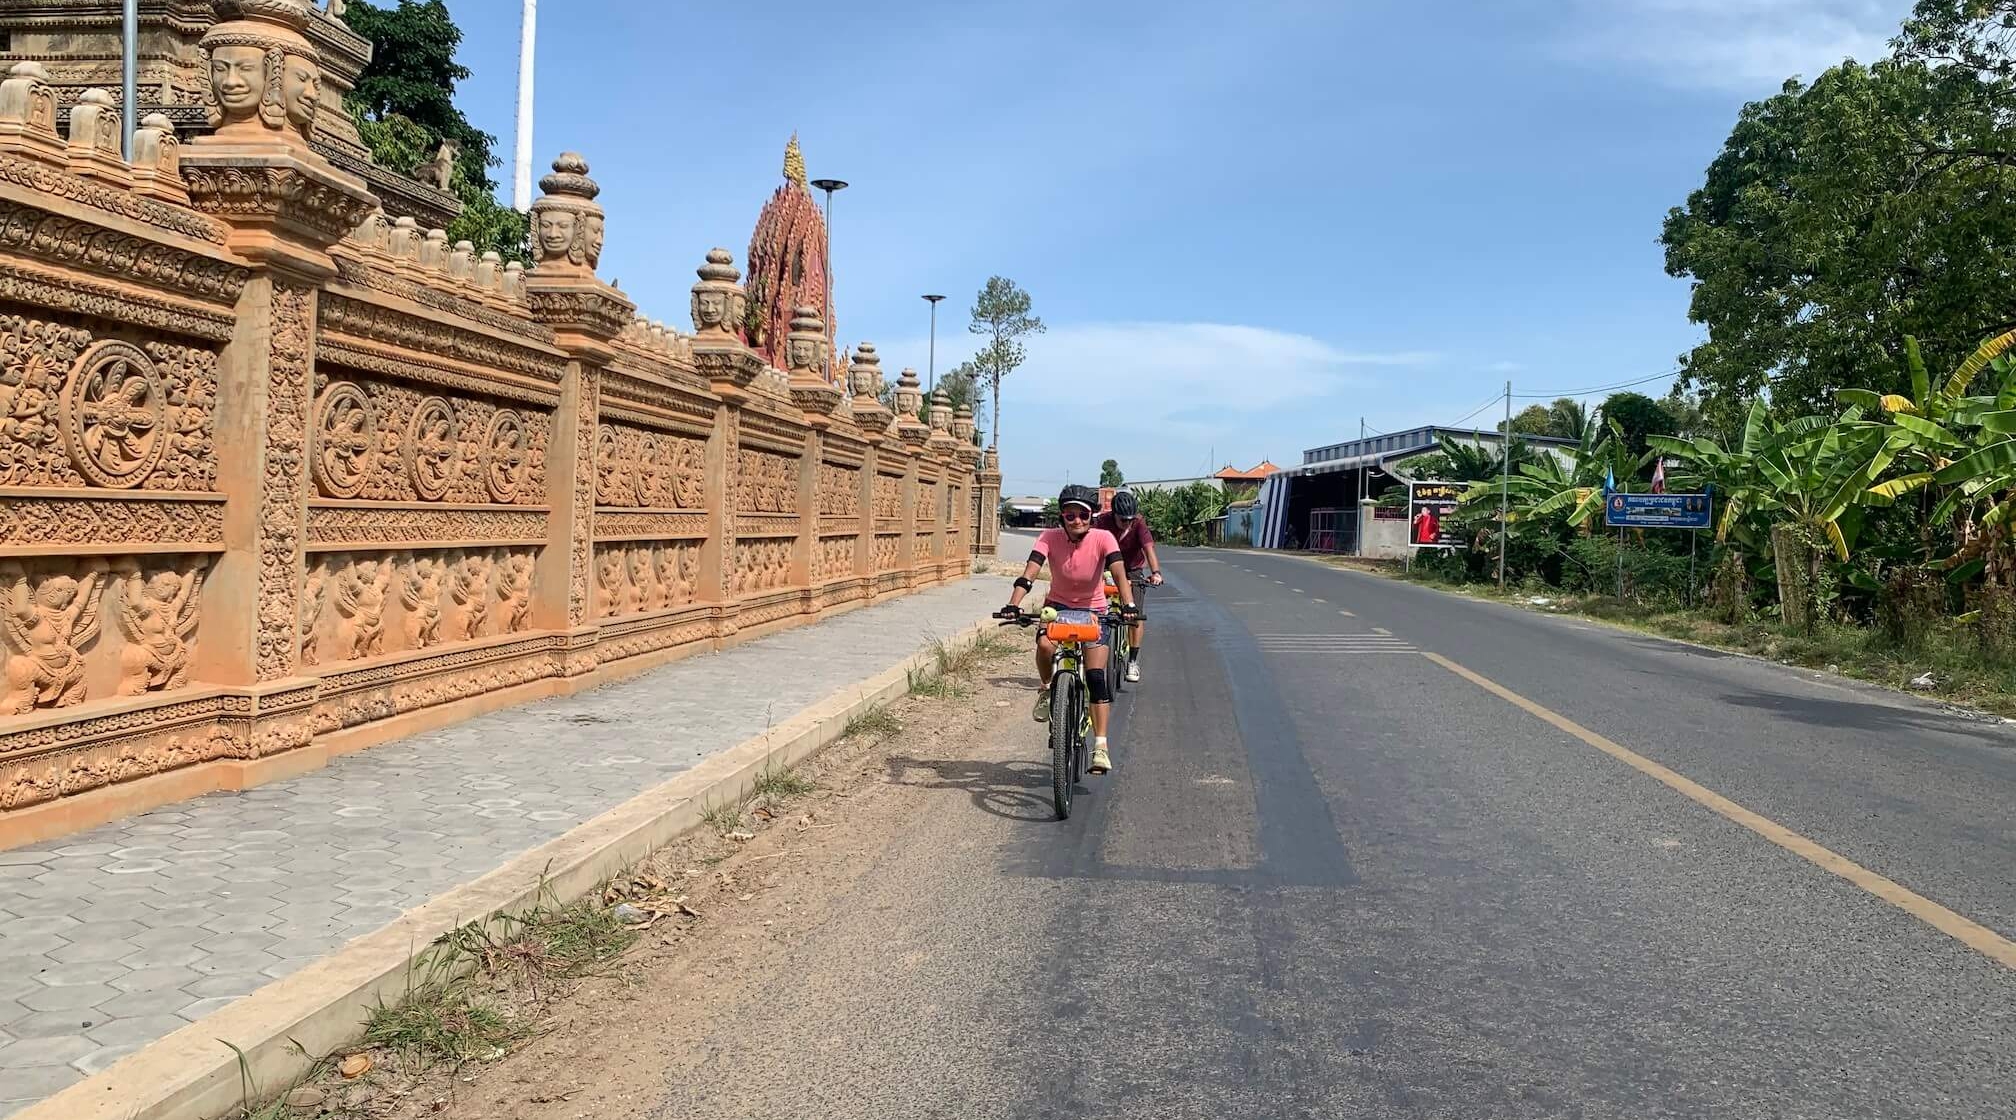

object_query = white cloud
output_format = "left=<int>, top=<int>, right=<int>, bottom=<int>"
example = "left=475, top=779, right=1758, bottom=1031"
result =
left=1552, top=0, right=1900, bottom=92
left=1486, top=360, right=1527, bottom=374
left=871, top=321, right=1438, bottom=494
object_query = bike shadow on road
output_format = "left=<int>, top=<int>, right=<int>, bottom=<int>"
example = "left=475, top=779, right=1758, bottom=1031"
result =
left=883, top=754, right=1064, bottom=824
left=1716, top=688, right=2016, bottom=749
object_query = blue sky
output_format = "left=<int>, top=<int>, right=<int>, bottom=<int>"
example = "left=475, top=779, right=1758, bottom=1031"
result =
left=442, top=0, right=1907, bottom=495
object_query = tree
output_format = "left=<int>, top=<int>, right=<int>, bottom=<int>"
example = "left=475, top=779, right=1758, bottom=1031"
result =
left=1099, top=460, right=1124, bottom=487
left=1505, top=404, right=1554, bottom=436
left=1660, top=57, right=2016, bottom=427
left=344, top=1, right=528, bottom=261
left=1547, top=398, right=1590, bottom=441
left=1598, top=392, right=1678, bottom=463
left=967, top=277, right=1044, bottom=450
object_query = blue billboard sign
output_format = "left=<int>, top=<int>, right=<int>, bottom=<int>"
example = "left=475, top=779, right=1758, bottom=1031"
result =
left=1605, top=491, right=1713, bottom=530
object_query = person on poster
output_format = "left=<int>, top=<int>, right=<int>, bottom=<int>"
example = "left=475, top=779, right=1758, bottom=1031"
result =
left=1413, top=504, right=1440, bottom=545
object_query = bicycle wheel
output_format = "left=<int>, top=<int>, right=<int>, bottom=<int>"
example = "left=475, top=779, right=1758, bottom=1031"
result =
left=1048, top=674, right=1077, bottom=819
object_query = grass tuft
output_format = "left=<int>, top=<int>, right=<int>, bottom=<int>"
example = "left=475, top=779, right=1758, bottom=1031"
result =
left=751, top=762, right=815, bottom=801
left=842, top=704, right=902, bottom=741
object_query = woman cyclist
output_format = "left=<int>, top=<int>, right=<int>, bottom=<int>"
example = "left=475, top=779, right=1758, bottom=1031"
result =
left=998, top=484, right=1138, bottom=774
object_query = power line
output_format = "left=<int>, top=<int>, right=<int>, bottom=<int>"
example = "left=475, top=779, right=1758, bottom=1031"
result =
left=1511, top=371, right=1677, bottom=399
left=1445, top=390, right=1508, bottom=431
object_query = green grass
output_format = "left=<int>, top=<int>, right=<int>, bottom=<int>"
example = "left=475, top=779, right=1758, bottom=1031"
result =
left=361, top=976, right=523, bottom=1073
left=700, top=798, right=745, bottom=834
left=841, top=704, right=902, bottom=741
left=751, top=762, right=815, bottom=801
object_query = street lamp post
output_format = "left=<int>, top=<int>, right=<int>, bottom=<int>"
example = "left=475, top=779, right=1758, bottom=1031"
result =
left=810, top=178, right=847, bottom=380
left=923, top=294, right=945, bottom=392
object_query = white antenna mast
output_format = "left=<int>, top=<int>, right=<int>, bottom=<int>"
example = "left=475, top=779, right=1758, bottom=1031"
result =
left=512, top=0, right=537, bottom=211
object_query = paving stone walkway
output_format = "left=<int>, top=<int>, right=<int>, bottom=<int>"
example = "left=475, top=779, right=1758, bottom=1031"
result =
left=0, top=577, right=1000, bottom=1115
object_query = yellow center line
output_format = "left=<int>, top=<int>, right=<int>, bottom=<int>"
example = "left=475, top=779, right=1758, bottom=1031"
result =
left=1420, top=650, right=2016, bottom=971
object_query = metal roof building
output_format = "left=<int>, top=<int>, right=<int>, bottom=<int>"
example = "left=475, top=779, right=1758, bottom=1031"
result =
left=1255, top=426, right=1577, bottom=552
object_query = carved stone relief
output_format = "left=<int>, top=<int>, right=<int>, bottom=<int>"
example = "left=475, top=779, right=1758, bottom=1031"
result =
left=732, top=539, right=793, bottom=596
left=0, top=315, right=220, bottom=490
left=594, top=421, right=705, bottom=509
left=812, top=537, right=856, bottom=582
left=593, top=541, right=699, bottom=618
left=873, top=534, right=900, bottom=572
left=304, top=547, right=537, bottom=666
left=308, top=375, right=550, bottom=504
left=816, top=462, right=859, bottom=517
left=873, top=474, right=902, bottom=522
left=0, top=554, right=211, bottom=714
left=736, top=448, right=797, bottom=514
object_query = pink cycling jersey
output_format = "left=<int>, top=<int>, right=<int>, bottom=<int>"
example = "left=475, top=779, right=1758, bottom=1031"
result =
left=1032, top=527, right=1120, bottom=610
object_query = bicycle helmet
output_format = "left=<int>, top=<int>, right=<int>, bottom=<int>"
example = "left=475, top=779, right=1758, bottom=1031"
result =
left=1111, top=489, right=1139, bottom=520
left=1058, top=483, right=1098, bottom=512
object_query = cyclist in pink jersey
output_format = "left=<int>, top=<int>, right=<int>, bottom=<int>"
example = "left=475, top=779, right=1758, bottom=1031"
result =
left=999, top=484, right=1138, bottom=774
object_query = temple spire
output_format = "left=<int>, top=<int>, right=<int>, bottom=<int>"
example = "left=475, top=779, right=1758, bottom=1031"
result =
left=783, top=132, right=806, bottom=188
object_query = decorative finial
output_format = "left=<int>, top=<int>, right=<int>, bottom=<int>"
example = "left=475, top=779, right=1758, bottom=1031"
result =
left=783, top=132, right=806, bottom=188
left=529, top=151, right=605, bottom=271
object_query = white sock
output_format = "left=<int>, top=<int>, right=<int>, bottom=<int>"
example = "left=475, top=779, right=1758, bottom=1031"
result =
left=1094, top=736, right=1108, bottom=748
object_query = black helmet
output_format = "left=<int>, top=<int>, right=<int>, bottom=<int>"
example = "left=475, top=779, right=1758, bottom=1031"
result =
left=1112, top=489, right=1139, bottom=519
left=1058, top=483, right=1098, bottom=512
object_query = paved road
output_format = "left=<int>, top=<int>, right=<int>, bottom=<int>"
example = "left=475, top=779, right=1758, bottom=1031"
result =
left=648, top=546, right=2016, bottom=1119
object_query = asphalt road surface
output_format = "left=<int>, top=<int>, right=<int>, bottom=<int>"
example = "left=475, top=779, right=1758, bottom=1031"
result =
left=650, top=547, right=2016, bottom=1119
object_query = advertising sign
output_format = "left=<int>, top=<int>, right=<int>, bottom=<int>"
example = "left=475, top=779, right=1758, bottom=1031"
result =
left=1408, top=482, right=1465, bottom=548
left=1604, top=491, right=1713, bottom=530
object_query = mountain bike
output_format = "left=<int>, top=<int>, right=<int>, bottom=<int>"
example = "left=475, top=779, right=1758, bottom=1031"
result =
left=995, top=604, right=1141, bottom=819
left=1102, top=575, right=1149, bottom=693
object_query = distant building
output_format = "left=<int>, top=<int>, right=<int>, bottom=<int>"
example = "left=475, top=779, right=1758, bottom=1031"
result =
left=1214, top=461, right=1281, bottom=486
left=1254, top=426, right=1576, bottom=554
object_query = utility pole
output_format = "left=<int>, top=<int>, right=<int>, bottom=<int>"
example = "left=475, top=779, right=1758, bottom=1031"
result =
left=1498, top=380, right=1511, bottom=590
left=513, top=0, right=537, bottom=211
left=121, top=0, right=137, bottom=159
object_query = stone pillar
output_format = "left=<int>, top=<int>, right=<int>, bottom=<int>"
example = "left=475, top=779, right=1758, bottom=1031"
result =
left=846, top=343, right=893, bottom=595
left=976, top=446, right=1003, bottom=556
left=180, top=0, right=374, bottom=691
left=785, top=306, right=841, bottom=609
left=1358, top=498, right=1378, bottom=558
left=926, top=389, right=957, bottom=580
left=689, top=248, right=763, bottom=636
left=891, top=368, right=929, bottom=584
left=520, top=154, right=634, bottom=676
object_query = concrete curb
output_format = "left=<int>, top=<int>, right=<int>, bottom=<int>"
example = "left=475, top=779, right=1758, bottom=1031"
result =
left=19, top=612, right=1004, bottom=1120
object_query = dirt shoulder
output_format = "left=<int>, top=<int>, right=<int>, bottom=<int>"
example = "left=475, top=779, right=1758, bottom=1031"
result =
left=272, top=634, right=1034, bottom=1120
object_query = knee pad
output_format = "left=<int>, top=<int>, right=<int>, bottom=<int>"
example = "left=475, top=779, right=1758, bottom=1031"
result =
left=1085, top=667, right=1112, bottom=704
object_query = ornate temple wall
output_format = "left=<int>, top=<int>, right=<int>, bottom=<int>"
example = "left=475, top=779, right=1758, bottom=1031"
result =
left=0, top=4, right=985, bottom=846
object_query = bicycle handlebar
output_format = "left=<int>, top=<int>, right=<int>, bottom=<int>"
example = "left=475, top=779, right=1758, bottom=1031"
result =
left=994, top=606, right=1145, bottom=626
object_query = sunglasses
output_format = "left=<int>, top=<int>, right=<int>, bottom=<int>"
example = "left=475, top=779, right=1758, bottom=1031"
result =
left=1060, top=508, right=1092, bottom=522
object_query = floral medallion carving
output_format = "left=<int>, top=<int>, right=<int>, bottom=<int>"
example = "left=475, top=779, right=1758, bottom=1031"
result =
left=312, top=381, right=374, bottom=499
left=405, top=395, right=457, bottom=501
left=595, top=420, right=705, bottom=509
left=63, top=340, right=167, bottom=489
left=1, top=316, right=219, bottom=491
left=484, top=409, right=529, bottom=503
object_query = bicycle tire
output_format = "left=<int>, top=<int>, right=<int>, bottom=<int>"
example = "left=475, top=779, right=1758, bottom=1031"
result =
left=1049, top=675, right=1076, bottom=819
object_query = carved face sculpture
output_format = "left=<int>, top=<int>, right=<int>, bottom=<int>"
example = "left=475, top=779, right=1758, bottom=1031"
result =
left=694, top=290, right=727, bottom=331
left=281, top=54, right=320, bottom=133
left=787, top=335, right=818, bottom=373
left=536, top=210, right=576, bottom=261
left=144, top=572, right=180, bottom=606
left=34, top=578, right=77, bottom=613
left=209, top=45, right=266, bottom=118
left=584, top=216, right=604, bottom=267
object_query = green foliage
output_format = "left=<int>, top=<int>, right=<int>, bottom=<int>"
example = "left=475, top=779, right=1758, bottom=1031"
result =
left=967, top=277, right=1044, bottom=449
left=1506, top=404, right=1554, bottom=436
left=1660, top=53, right=2016, bottom=428
left=1137, top=482, right=1226, bottom=546
left=1099, top=459, right=1124, bottom=487
left=1597, top=392, right=1679, bottom=463
left=1502, top=397, right=1588, bottom=439
left=344, top=1, right=527, bottom=263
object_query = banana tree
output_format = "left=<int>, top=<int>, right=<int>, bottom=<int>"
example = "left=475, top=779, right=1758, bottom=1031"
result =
left=1653, top=399, right=1882, bottom=632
